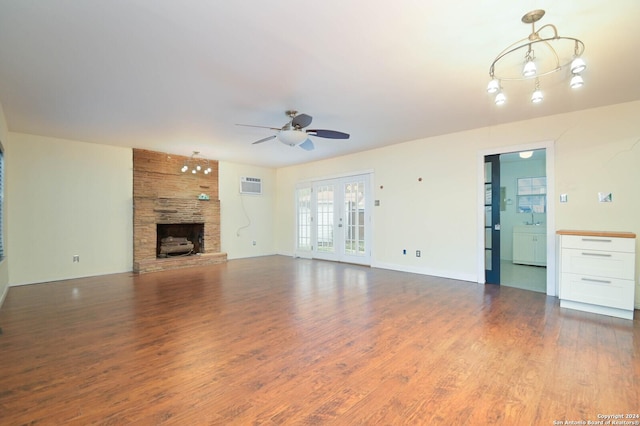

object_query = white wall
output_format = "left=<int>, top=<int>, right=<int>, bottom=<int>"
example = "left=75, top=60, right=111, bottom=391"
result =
left=275, top=101, right=640, bottom=290
left=219, top=161, right=276, bottom=259
left=275, top=135, right=480, bottom=281
left=6, top=133, right=133, bottom=285
left=0, top=101, right=8, bottom=303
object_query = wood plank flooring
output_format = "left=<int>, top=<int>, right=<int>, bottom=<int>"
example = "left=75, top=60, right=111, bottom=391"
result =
left=0, top=255, right=638, bottom=425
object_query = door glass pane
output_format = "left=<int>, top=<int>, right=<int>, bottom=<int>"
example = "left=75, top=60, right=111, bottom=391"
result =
left=485, top=250, right=492, bottom=270
left=485, top=206, right=492, bottom=227
left=485, top=183, right=492, bottom=204
left=296, top=187, right=312, bottom=250
left=344, top=181, right=365, bottom=256
left=485, top=228, right=492, bottom=249
left=316, top=184, right=334, bottom=253
left=484, top=162, right=492, bottom=182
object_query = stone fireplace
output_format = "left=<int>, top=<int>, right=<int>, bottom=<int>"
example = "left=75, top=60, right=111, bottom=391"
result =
left=133, top=149, right=227, bottom=273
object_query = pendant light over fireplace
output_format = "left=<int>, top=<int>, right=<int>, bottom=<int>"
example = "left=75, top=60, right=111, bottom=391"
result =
left=181, top=151, right=212, bottom=175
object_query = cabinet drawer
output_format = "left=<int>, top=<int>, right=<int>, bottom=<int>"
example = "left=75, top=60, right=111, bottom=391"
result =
left=561, top=248, right=635, bottom=279
left=560, top=273, right=634, bottom=310
left=560, top=235, right=635, bottom=252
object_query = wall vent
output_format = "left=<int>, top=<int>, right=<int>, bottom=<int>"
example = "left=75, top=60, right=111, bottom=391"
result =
left=240, top=176, right=262, bottom=195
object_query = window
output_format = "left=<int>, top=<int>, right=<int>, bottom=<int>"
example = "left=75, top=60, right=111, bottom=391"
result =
left=517, top=176, right=546, bottom=213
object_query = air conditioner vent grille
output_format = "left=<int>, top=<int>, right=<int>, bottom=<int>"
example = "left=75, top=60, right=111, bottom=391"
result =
left=240, top=177, right=262, bottom=195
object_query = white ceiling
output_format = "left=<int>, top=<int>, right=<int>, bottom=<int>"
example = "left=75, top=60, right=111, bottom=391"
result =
left=1, top=1, right=639, bottom=168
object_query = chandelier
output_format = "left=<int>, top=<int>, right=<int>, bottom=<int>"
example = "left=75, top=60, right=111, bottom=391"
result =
left=180, top=151, right=212, bottom=175
left=486, top=9, right=586, bottom=105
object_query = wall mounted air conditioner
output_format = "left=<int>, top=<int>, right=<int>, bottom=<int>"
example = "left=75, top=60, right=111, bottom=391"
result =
left=240, top=177, right=262, bottom=195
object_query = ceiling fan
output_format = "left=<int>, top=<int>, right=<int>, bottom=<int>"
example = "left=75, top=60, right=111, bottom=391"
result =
left=237, top=110, right=349, bottom=151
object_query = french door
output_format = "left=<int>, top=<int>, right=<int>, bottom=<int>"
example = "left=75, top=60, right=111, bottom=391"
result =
left=296, top=174, right=371, bottom=265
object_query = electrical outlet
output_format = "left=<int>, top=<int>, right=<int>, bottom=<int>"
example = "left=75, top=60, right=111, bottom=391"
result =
left=416, top=250, right=421, bottom=257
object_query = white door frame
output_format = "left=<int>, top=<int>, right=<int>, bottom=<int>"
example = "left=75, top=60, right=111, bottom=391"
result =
left=476, top=140, right=557, bottom=296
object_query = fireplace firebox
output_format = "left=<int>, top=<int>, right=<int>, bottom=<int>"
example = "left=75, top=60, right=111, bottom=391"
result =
left=156, top=223, right=204, bottom=257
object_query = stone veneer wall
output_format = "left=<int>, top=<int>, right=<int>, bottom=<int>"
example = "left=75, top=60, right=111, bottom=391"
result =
left=133, top=149, right=227, bottom=273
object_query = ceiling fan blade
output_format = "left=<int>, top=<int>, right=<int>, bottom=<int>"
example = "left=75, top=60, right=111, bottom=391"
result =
left=298, top=139, right=315, bottom=151
left=307, top=129, right=350, bottom=139
left=252, top=135, right=277, bottom=144
left=291, top=113, right=313, bottom=129
left=236, top=123, right=281, bottom=131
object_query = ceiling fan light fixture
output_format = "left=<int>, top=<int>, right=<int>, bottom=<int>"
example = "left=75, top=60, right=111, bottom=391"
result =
left=240, top=110, right=349, bottom=152
left=278, top=129, right=308, bottom=146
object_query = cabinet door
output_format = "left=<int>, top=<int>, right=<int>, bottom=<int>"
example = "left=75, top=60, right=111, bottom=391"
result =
left=513, top=233, right=535, bottom=264
left=534, top=234, right=547, bottom=265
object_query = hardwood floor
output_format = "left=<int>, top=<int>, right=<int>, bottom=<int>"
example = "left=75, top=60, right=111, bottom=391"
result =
left=1, top=255, right=638, bottom=425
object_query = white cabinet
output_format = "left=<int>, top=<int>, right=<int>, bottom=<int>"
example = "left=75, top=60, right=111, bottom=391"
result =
left=558, top=230, right=636, bottom=320
left=513, top=226, right=546, bottom=266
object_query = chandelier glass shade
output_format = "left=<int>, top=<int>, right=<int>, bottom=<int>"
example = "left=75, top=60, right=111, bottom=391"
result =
left=531, top=78, right=544, bottom=103
left=487, top=9, right=586, bottom=105
left=570, top=74, right=584, bottom=89
left=180, top=151, right=212, bottom=175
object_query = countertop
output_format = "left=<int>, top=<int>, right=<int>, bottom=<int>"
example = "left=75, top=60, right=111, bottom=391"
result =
left=556, top=230, right=636, bottom=238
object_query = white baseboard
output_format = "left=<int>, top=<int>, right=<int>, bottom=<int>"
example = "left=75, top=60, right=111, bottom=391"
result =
left=372, top=261, right=477, bottom=283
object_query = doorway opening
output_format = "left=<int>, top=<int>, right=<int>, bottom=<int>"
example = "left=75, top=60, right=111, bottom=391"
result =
left=478, top=142, right=556, bottom=296
left=499, top=149, right=547, bottom=293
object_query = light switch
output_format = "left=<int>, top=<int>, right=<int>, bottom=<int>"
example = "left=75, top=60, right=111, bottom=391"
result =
left=598, top=192, right=613, bottom=202
left=560, top=194, right=568, bottom=203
